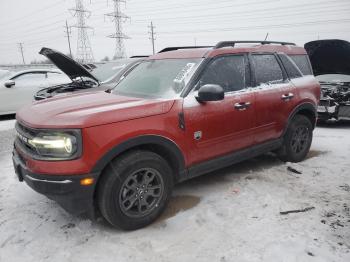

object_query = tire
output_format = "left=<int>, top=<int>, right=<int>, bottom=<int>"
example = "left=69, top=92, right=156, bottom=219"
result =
left=276, top=115, right=313, bottom=163
left=97, top=150, right=173, bottom=230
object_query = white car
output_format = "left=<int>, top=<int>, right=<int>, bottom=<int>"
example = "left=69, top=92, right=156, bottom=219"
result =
left=0, top=69, right=69, bottom=115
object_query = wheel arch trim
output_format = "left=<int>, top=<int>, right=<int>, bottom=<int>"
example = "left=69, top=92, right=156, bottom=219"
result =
left=90, top=135, right=187, bottom=179
left=283, top=102, right=317, bottom=136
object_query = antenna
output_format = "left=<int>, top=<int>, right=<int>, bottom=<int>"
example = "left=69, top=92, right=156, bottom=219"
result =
left=70, top=0, right=94, bottom=63
left=264, top=32, right=269, bottom=41
left=105, top=0, right=130, bottom=59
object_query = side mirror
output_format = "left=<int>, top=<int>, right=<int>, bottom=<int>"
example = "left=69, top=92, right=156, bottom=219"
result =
left=196, top=84, right=224, bottom=102
left=4, top=80, right=15, bottom=88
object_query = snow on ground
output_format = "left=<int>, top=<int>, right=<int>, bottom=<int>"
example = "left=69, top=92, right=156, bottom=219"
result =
left=0, top=119, right=349, bottom=262
left=0, top=117, right=15, bottom=132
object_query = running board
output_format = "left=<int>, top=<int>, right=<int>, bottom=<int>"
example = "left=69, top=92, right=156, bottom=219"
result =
left=180, top=138, right=282, bottom=182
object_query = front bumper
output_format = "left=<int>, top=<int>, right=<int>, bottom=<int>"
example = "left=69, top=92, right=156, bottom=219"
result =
left=317, top=99, right=350, bottom=121
left=12, top=147, right=99, bottom=216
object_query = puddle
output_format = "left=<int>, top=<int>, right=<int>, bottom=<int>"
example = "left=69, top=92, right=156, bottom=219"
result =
left=306, top=150, right=328, bottom=159
left=157, top=195, right=200, bottom=222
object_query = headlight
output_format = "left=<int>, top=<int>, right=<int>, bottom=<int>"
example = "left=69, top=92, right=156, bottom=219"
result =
left=15, top=122, right=82, bottom=160
left=29, top=133, right=75, bottom=156
left=18, top=130, right=82, bottom=160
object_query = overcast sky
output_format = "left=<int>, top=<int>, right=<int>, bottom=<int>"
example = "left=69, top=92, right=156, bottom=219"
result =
left=0, top=0, right=349, bottom=64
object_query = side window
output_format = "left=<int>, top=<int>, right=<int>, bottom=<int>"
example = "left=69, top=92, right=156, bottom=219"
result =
left=198, top=55, right=247, bottom=93
left=289, top=55, right=313, bottom=75
left=278, top=53, right=303, bottom=79
left=251, top=54, right=284, bottom=85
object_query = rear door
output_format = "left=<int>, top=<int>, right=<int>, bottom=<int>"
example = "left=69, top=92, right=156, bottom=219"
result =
left=250, top=53, right=296, bottom=143
left=183, top=54, right=255, bottom=166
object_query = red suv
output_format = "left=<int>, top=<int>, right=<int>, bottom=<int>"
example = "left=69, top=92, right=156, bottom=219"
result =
left=12, top=41, right=320, bottom=230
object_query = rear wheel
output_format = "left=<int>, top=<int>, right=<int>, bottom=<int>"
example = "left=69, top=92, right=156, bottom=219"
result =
left=97, top=150, right=173, bottom=230
left=277, top=115, right=313, bottom=162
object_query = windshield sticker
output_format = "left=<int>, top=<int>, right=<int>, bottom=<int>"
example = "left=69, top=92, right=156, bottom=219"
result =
left=174, top=63, right=196, bottom=83
left=173, top=63, right=196, bottom=92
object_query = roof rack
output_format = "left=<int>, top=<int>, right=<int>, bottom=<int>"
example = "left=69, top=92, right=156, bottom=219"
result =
left=158, top=46, right=213, bottom=53
left=214, top=41, right=296, bottom=49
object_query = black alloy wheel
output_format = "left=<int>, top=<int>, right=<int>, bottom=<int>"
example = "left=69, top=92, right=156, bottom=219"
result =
left=119, top=168, right=164, bottom=218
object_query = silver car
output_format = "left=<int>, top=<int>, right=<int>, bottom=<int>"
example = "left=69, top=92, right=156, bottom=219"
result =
left=0, top=69, right=69, bottom=115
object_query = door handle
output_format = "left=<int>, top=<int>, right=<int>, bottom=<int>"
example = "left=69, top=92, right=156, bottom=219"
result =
left=234, top=102, right=251, bottom=111
left=281, top=93, right=294, bottom=101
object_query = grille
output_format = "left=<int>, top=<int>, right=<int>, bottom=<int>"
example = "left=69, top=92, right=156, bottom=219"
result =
left=15, top=122, right=37, bottom=156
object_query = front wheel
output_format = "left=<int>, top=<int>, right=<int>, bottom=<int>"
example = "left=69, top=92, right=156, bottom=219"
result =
left=276, top=115, right=313, bottom=162
left=97, top=150, right=173, bottom=230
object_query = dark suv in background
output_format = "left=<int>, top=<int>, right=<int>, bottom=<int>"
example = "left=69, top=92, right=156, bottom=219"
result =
left=13, top=41, right=320, bottom=230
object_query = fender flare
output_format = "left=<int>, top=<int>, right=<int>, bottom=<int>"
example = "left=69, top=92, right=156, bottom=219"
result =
left=282, top=102, right=317, bottom=136
left=90, top=135, right=186, bottom=178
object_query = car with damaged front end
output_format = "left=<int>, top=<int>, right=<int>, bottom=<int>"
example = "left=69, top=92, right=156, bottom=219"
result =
left=305, top=39, right=350, bottom=122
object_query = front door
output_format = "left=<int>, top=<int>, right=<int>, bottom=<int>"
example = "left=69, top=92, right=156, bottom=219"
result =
left=183, top=54, right=255, bottom=166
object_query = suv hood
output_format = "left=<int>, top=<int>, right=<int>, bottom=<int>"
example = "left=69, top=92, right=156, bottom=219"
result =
left=16, top=91, right=175, bottom=128
left=304, top=39, right=350, bottom=76
left=39, top=47, right=99, bottom=82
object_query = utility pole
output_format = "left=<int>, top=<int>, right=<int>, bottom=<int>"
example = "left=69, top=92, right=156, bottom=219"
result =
left=148, top=21, right=156, bottom=55
left=105, top=0, right=130, bottom=59
left=64, top=20, right=73, bottom=58
left=69, top=0, right=94, bottom=63
left=17, top=43, right=25, bottom=64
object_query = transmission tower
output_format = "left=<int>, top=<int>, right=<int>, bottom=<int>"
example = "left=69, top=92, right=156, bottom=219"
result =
left=17, top=42, right=25, bottom=64
left=105, top=0, right=130, bottom=59
left=70, top=0, right=94, bottom=63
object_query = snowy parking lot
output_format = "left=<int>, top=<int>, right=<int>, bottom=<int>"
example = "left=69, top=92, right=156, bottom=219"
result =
left=0, top=116, right=349, bottom=262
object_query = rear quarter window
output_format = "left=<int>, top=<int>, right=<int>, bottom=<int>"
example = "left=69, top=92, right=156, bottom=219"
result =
left=289, top=55, right=313, bottom=75
left=278, top=53, right=303, bottom=79
left=251, top=54, right=284, bottom=85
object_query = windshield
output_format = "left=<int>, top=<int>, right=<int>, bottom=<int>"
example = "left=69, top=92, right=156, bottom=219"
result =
left=316, top=74, right=350, bottom=83
left=112, top=58, right=202, bottom=98
left=92, top=59, right=136, bottom=82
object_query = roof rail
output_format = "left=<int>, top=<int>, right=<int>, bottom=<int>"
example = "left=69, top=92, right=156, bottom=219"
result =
left=214, top=41, right=296, bottom=49
left=129, top=55, right=149, bottom=58
left=158, top=46, right=213, bottom=53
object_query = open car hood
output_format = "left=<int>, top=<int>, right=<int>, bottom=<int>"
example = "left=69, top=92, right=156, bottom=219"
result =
left=304, top=39, right=350, bottom=76
left=39, top=47, right=99, bottom=82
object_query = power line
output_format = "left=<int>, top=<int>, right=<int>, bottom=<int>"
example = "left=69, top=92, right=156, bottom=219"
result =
left=0, top=0, right=64, bottom=26
left=153, top=18, right=350, bottom=35
left=131, top=6, right=350, bottom=25
left=70, top=0, right=94, bottom=63
left=130, top=0, right=350, bottom=22
left=148, top=21, right=156, bottom=55
left=17, top=43, right=25, bottom=64
left=105, top=0, right=130, bottom=59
